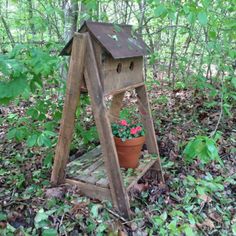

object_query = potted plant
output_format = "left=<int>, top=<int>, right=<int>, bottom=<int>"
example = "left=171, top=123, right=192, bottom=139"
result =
left=111, top=119, right=145, bottom=168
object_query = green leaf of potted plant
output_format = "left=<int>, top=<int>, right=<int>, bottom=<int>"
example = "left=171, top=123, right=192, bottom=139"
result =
left=111, top=119, right=145, bottom=169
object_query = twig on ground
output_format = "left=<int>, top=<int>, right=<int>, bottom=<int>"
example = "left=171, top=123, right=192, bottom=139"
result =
left=59, top=213, right=65, bottom=228
left=198, top=202, right=206, bottom=213
left=104, top=207, right=127, bottom=222
left=3, top=199, right=30, bottom=207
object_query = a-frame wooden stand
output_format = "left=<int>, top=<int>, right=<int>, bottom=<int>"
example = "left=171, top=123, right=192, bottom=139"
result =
left=51, top=33, right=164, bottom=219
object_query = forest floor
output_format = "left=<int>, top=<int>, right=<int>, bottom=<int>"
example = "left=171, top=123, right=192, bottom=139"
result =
left=0, top=82, right=235, bottom=236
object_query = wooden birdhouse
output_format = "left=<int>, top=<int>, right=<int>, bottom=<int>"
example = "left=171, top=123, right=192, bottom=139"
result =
left=51, top=21, right=164, bottom=219
left=61, top=21, right=148, bottom=95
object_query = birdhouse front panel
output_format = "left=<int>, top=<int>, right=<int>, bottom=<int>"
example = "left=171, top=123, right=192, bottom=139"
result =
left=101, top=55, right=144, bottom=95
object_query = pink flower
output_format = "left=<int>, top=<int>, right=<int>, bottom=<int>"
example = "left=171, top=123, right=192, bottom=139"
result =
left=130, top=127, right=138, bottom=135
left=136, top=126, right=142, bottom=132
left=120, top=120, right=128, bottom=126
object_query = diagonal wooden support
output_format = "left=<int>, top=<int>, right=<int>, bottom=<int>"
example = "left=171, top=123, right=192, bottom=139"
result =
left=84, top=33, right=131, bottom=219
left=51, top=33, right=87, bottom=185
left=136, top=84, right=164, bottom=183
left=108, top=92, right=125, bottom=122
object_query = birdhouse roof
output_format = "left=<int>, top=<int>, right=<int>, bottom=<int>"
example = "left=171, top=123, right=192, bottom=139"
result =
left=60, top=21, right=149, bottom=59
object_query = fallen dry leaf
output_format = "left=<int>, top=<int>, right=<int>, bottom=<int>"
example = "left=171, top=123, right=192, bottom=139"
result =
left=118, top=230, right=127, bottom=236
left=0, top=222, right=7, bottom=229
left=196, top=218, right=215, bottom=230
left=130, top=222, right=138, bottom=231
left=132, top=183, right=149, bottom=192
left=199, top=194, right=212, bottom=204
left=158, top=183, right=169, bottom=194
left=208, top=211, right=222, bottom=224
left=45, top=187, right=65, bottom=199
left=71, top=202, right=89, bottom=215
left=169, top=150, right=178, bottom=160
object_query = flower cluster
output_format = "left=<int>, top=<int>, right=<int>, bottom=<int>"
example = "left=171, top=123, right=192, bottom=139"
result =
left=130, top=126, right=142, bottom=135
left=112, top=119, right=145, bottom=141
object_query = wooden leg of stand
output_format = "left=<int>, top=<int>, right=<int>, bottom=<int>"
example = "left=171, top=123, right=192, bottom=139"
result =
left=136, top=85, right=164, bottom=183
left=84, top=33, right=131, bottom=219
left=108, top=92, right=125, bottom=122
left=51, top=33, right=87, bottom=185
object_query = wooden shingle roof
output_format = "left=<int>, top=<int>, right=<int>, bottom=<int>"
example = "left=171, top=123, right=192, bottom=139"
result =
left=60, top=21, right=148, bottom=59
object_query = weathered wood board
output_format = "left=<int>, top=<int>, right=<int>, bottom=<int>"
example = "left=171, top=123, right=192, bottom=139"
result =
left=84, top=33, right=131, bottom=218
left=102, top=56, right=144, bottom=95
left=65, top=179, right=112, bottom=202
left=51, top=33, right=87, bottom=185
left=67, top=148, right=158, bottom=190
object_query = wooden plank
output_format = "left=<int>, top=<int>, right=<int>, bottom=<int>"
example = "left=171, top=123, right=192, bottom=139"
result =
left=105, top=82, right=144, bottom=96
left=92, top=40, right=103, bottom=88
left=93, top=164, right=106, bottom=179
left=126, top=159, right=156, bottom=191
left=77, top=175, right=99, bottom=184
left=108, top=92, right=125, bottom=122
left=67, top=149, right=104, bottom=183
left=67, top=146, right=101, bottom=172
left=68, top=163, right=107, bottom=187
left=80, top=78, right=88, bottom=92
left=96, top=178, right=109, bottom=188
left=81, top=145, right=101, bottom=159
left=68, top=161, right=106, bottom=185
left=83, top=159, right=103, bottom=175
left=67, top=159, right=96, bottom=175
left=84, top=33, right=131, bottom=219
left=65, top=179, right=112, bottom=202
left=67, top=155, right=99, bottom=171
left=74, top=160, right=104, bottom=184
left=102, top=57, right=144, bottom=95
left=70, top=145, right=101, bottom=164
left=135, top=84, right=164, bottom=183
left=67, top=151, right=102, bottom=179
left=51, top=33, right=87, bottom=185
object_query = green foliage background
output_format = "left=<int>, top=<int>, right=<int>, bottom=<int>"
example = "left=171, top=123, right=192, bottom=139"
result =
left=0, top=0, right=235, bottom=235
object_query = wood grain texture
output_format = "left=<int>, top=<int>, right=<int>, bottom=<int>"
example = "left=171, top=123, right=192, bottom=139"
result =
left=67, top=146, right=101, bottom=171
left=126, top=159, right=156, bottom=191
left=66, top=147, right=159, bottom=189
left=135, top=84, right=164, bottom=182
left=65, top=179, right=112, bottom=202
left=102, top=57, right=144, bottom=95
left=96, top=177, right=109, bottom=187
left=105, top=82, right=144, bottom=96
left=51, top=33, right=87, bottom=185
left=92, top=39, right=103, bottom=88
left=84, top=33, right=131, bottom=219
left=108, top=92, right=125, bottom=122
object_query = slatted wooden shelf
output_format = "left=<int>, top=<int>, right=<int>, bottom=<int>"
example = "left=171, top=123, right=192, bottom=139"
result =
left=66, top=146, right=158, bottom=191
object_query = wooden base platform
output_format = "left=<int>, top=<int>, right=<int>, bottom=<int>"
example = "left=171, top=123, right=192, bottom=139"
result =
left=66, top=146, right=158, bottom=202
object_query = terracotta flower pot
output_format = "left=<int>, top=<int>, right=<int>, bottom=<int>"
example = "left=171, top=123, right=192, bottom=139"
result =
left=114, top=136, right=145, bottom=168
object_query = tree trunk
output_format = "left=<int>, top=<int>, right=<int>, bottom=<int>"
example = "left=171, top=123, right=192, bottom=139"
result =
left=63, top=0, right=78, bottom=42
left=186, top=28, right=202, bottom=79
left=60, top=0, right=79, bottom=82
left=27, top=0, right=36, bottom=35
left=79, top=2, right=86, bottom=26
left=0, top=15, right=15, bottom=48
left=167, top=12, right=179, bottom=88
